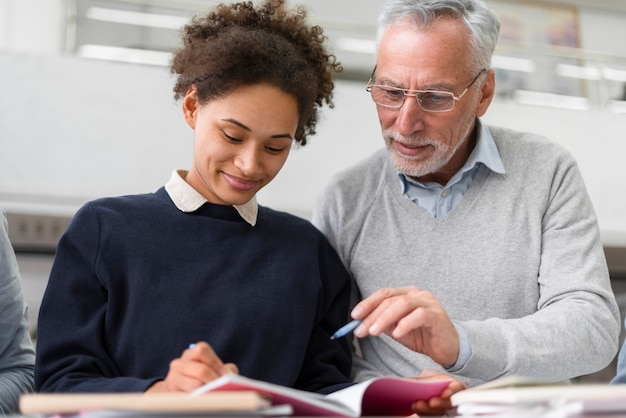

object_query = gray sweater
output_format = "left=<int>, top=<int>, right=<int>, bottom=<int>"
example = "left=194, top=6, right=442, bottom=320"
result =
left=0, top=210, right=35, bottom=414
left=313, top=124, right=620, bottom=387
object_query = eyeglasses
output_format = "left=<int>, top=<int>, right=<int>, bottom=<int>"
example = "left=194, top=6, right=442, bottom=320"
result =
left=366, top=68, right=487, bottom=112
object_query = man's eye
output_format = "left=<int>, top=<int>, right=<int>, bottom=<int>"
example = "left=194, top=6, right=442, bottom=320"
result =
left=421, top=92, right=451, bottom=103
left=383, top=88, right=405, bottom=100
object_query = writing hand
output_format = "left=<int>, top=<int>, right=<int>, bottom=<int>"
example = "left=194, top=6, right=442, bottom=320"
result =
left=351, top=286, right=460, bottom=366
left=146, top=341, right=238, bottom=393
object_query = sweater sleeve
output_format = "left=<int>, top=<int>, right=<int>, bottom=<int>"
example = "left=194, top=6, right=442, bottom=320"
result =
left=611, top=318, right=626, bottom=384
left=0, top=211, right=35, bottom=413
left=458, top=147, right=620, bottom=382
left=292, top=236, right=354, bottom=394
left=34, top=203, right=160, bottom=393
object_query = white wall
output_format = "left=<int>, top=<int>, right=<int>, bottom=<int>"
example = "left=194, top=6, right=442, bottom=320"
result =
left=1, top=51, right=626, bottom=246
left=1, top=0, right=626, bottom=246
left=0, top=53, right=189, bottom=209
left=578, top=5, right=626, bottom=55
left=0, top=0, right=65, bottom=54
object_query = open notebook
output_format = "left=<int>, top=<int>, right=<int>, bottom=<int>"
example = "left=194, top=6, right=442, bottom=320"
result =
left=192, top=373, right=452, bottom=417
left=21, top=374, right=451, bottom=417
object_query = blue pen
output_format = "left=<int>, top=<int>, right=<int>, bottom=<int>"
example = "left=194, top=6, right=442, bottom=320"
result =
left=330, top=319, right=362, bottom=340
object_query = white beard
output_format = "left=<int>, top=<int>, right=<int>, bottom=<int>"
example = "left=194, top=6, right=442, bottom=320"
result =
left=383, top=119, right=474, bottom=179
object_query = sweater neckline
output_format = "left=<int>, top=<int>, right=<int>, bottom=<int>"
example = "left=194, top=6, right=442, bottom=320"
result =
left=384, top=156, right=491, bottom=224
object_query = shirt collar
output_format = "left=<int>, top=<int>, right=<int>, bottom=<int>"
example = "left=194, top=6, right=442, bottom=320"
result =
left=164, top=169, right=258, bottom=226
left=471, top=119, right=505, bottom=175
left=398, top=119, right=505, bottom=191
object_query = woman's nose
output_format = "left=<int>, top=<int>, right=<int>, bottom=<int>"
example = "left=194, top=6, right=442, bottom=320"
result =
left=234, top=147, right=262, bottom=176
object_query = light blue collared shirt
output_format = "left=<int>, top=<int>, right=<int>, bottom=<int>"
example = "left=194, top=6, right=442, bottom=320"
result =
left=164, top=169, right=258, bottom=226
left=397, top=121, right=506, bottom=372
left=399, top=120, right=505, bottom=219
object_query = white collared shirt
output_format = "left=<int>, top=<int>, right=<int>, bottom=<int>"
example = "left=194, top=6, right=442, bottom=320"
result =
left=164, top=169, right=258, bottom=226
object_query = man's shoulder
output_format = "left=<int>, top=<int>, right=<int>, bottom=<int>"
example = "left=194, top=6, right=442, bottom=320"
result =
left=486, top=124, right=575, bottom=162
left=313, top=149, right=390, bottom=233
left=327, top=148, right=389, bottom=190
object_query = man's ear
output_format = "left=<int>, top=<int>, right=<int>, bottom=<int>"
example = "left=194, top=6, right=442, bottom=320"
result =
left=476, top=69, right=495, bottom=117
left=182, top=87, right=200, bottom=129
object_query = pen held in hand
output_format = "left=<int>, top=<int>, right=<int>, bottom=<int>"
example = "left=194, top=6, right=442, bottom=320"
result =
left=330, top=319, right=362, bottom=340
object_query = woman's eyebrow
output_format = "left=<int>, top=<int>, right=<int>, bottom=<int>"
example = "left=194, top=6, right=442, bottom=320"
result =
left=222, top=118, right=294, bottom=140
left=221, top=118, right=251, bottom=132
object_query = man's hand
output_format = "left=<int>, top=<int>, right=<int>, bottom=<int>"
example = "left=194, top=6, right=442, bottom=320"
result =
left=146, top=342, right=239, bottom=393
left=411, top=370, right=467, bottom=416
left=351, top=286, right=460, bottom=366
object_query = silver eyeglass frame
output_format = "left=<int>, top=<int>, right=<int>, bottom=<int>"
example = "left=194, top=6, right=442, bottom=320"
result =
left=365, top=67, right=487, bottom=112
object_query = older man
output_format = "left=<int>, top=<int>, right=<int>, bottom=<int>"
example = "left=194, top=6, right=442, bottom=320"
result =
left=313, top=0, right=619, bottom=387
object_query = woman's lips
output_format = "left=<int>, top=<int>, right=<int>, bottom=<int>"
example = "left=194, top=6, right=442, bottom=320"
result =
left=223, top=173, right=260, bottom=191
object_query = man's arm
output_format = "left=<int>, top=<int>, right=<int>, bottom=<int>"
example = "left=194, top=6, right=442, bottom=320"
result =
left=611, top=319, right=626, bottom=384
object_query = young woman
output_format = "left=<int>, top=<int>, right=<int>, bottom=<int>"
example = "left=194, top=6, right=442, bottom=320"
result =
left=34, top=0, right=352, bottom=395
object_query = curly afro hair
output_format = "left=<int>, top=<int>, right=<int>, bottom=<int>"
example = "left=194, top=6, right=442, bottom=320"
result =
left=171, top=0, right=342, bottom=145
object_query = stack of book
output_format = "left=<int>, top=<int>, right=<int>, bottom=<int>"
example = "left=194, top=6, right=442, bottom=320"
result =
left=450, top=376, right=626, bottom=417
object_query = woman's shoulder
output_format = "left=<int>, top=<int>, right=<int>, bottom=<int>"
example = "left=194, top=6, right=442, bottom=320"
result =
left=89, top=187, right=166, bottom=207
left=72, top=188, right=171, bottom=223
left=257, top=206, right=327, bottom=239
left=258, top=205, right=314, bottom=227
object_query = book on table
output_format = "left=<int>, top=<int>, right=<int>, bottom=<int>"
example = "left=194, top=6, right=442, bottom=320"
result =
left=19, top=391, right=276, bottom=416
left=191, top=373, right=452, bottom=417
left=450, top=375, right=626, bottom=416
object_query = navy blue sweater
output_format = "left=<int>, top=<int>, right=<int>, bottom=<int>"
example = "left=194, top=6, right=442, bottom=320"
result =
left=35, top=188, right=352, bottom=393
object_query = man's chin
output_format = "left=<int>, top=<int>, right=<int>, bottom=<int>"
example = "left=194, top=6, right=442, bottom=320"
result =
left=390, top=153, right=430, bottom=178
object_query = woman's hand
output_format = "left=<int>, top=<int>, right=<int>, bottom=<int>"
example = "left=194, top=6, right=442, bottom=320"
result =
left=146, top=342, right=239, bottom=393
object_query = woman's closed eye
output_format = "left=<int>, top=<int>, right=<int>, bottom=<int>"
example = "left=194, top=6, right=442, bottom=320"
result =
left=265, top=144, right=289, bottom=154
left=223, top=130, right=289, bottom=155
left=223, top=131, right=243, bottom=143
